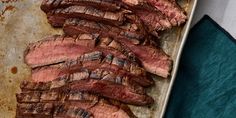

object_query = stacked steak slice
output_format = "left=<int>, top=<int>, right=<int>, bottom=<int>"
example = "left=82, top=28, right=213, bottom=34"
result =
left=16, top=80, right=136, bottom=118
left=17, top=0, right=187, bottom=117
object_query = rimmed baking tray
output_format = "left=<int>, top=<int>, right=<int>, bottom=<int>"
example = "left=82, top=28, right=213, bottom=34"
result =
left=0, top=0, right=197, bottom=117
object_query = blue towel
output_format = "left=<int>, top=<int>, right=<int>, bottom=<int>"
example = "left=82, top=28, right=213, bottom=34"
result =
left=165, top=15, right=236, bottom=118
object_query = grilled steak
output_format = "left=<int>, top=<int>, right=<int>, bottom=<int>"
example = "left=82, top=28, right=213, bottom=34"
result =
left=135, top=9, right=171, bottom=31
left=53, top=104, right=93, bottom=118
left=20, top=68, right=154, bottom=106
left=16, top=103, right=54, bottom=118
left=122, top=0, right=187, bottom=25
left=147, top=0, right=187, bottom=25
left=16, top=0, right=189, bottom=116
left=16, top=95, right=134, bottom=118
left=41, top=0, right=121, bottom=13
left=31, top=59, right=146, bottom=94
left=103, top=38, right=172, bottom=78
left=17, top=81, right=136, bottom=118
left=47, top=5, right=126, bottom=27
left=64, top=18, right=147, bottom=45
left=25, top=37, right=153, bottom=86
left=69, top=79, right=153, bottom=105
left=63, top=20, right=172, bottom=78
left=42, top=0, right=173, bottom=34
left=24, top=35, right=128, bottom=67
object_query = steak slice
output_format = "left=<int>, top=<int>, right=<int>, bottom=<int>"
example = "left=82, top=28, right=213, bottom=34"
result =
left=32, top=57, right=153, bottom=87
left=134, top=9, right=171, bottom=32
left=146, top=0, right=187, bottom=25
left=41, top=0, right=121, bottom=13
left=123, top=0, right=187, bottom=25
left=69, top=79, right=153, bottom=105
left=17, top=91, right=135, bottom=118
left=64, top=18, right=147, bottom=45
left=25, top=37, right=153, bottom=86
left=117, top=37, right=172, bottom=78
left=63, top=20, right=172, bottom=77
left=24, top=35, right=95, bottom=68
left=16, top=83, right=136, bottom=117
left=16, top=101, right=133, bottom=118
left=53, top=104, right=93, bottom=118
left=31, top=61, right=146, bottom=94
left=24, top=35, right=153, bottom=86
left=20, top=70, right=154, bottom=106
left=16, top=103, right=54, bottom=118
left=24, top=34, right=130, bottom=68
left=47, top=5, right=126, bottom=27
left=100, top=38, right=172, bottom=78
left=63, top=101, right=135, bottom=118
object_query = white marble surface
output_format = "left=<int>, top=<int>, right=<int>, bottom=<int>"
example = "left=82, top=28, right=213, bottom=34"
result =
left=191, top=0, right=236, bottom=38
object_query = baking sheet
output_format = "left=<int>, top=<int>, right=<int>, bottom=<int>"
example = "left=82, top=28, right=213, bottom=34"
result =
left=0, top=0, right=197, bottom=118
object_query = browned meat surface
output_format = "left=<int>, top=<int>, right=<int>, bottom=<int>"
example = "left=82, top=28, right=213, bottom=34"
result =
left=31, top=59, right=146, bottom=94
left=135, top=9, right=171, bottom=31
left=70, top=79, right=153, bottom=105
left=24, top=35, right=95, bottom=67
left=146, top=0, right=187, bottom=25
left=63, top=101, right=134, bottom=118
left=16, top=102, right=132, bottom=118
left=53, top=104, right=93, bottom=118
left=24, top=35, right=131, bottom=67
left=25, top=37, right=153, bottom=86
left=117, top=37, right=172, bottom=78
left=41, top=0, right=121, bottom=13
left=19, top=69, right=154, bottom=106
left=122, top=0, right=186, bottom=25
left=17, top=81, right=136, bottom=118
left=64, top=18, right=146, bottom=45
left=16, top=103, right=54, bottom=118
left=47, top=5, right=126, bottom=27
left=63, top=20, right=172, bottom=77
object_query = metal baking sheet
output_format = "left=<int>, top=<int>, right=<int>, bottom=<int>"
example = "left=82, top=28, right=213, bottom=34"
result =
left=0, top=0, right=197, bottom=118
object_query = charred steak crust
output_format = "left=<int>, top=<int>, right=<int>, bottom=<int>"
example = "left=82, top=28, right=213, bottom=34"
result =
left=31, top=59, right=146, bottom=94
left=19, top=67, right=154, bottom=106
left=46, top=5, right=126, bottom=27
left=17, top=83, right=136, bottom=118
left=24, top=36, right=154, bottom=86
left=41, top=0, right=122, bottom=13
left=63, top=20, right=172, bottom=77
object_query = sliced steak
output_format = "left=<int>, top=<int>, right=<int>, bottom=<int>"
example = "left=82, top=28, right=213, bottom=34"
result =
left=47, top=5, right=126, bottom=27
left=24, top=35, right=153, bottom=85
left=121, top=0, right=187, bottom=25
left=69, top=79, right=153, bottom=105
left=41, top=0, right=121, bottom=13
left=146, top=0, right=187, bottom=25
left=64, top=18, right=147, bottom=45
left=63, top=20, right=172, bottom=77
left=135, top=9, right=171, bottom=31
left=24, top=35, right=129, bottom=68
left=17, top=82, right=136, bottom=117
left=24, top=35, right=95, bottom=68
left=31, top=60, right=146, bottom=94
left=16, top=101, right=132, bottom=118
left=53, top=104, right=93, bottom=118
left=16, top=103, right=54, bottom=118
left=63, top=101, right=134, bottom=118
left=17, top=89, right=98, bottom=103
left=116, top=37, right=172, bottom=78
left=20, top=69, right=154, bottom=106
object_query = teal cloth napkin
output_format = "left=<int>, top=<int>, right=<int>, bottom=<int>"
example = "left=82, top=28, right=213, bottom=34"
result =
left=165, top=15, right=236, bottom=118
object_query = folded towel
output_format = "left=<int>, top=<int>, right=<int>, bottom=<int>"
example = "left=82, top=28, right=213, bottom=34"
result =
left=165, top=15, right=236, bottom=118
